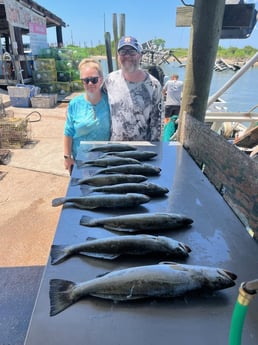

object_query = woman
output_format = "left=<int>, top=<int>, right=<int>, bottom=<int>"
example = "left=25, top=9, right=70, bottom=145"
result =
left=64, top=58, right=111, bottom=174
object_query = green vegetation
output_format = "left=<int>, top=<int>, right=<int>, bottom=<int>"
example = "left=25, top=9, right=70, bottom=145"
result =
left=217, top=45, right=258, bottom=59
left=61, top=42, right=257, bottom=61
left=172, top=45, right=258, bottom=60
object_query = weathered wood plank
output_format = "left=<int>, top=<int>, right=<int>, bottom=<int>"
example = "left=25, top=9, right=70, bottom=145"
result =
left=182, top=114, right=258, bottom=239
left=234, top=125, right=258, bottom=148
left=176, top=7, right=193, bottom=27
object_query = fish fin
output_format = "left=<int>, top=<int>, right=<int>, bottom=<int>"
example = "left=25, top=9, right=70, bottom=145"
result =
left=52, top=197, right=66, bottom=207
left=80, top=215, right=94, bottom=226
left=80, top=252, right=119, bottom=260
left=50, top=245, right=70, bottom=265
left=70, top=178, right=81, bottom=186
left=158, top=262, right=189, bottom=271
left=73, top=203, right=96, bottom=210
left=49, top=279, right=77, bottom=316
left=103, top=225, right=135, bottom=232
left=96, top=271, right=111, bottom=278
left=76, top=160, right=92, bottom=168
left=86, top=236, right=97, bottom=241
left=80, top=185, right=92, bottom=196
left=158, top=261, right=177, bottom=265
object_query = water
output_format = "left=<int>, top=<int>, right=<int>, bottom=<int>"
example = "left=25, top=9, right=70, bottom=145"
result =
left=162, top=62, right=258, bottom=113
left=101, top=59, right=258, bottom=113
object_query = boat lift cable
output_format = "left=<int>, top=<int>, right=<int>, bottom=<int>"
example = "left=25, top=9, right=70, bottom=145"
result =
left=229, top=279, right=258, bottom=345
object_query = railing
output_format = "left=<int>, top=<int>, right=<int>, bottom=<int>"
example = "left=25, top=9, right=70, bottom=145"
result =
left=205, top=107, right=258, bottom=135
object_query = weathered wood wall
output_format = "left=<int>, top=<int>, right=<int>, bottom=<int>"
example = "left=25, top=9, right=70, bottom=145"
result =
left=182, top=114, right=258, bottom=239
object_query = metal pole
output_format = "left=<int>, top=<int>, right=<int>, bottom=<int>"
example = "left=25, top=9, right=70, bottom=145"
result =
left=208, top=52, right=258, bottom=107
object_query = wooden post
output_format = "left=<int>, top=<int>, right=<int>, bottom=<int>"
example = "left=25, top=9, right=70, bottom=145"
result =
left=178, top=0, right=226, bottom=143
left=105, top=32, right=113, bottom=73
left=8, top=23, right=22, bottom=83
left=119, top=14, right=125, bottom=37
left=113, top=13, right=118, bottom=70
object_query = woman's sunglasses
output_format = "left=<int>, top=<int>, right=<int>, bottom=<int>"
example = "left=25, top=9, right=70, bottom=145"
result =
left=81, top=77, right=99, bottom=85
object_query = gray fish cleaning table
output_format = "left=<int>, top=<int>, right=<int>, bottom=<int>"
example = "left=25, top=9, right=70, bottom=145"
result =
left=24, top=142, right=258, bottom=345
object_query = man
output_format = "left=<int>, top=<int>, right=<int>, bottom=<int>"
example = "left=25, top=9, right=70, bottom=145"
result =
left=162, top=74, right=183, bottom=122
left=105, top=36, right=162, bottom=141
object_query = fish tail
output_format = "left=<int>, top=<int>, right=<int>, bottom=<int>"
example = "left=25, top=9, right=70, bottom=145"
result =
left=76, top=160, right=90, bottom=168
left=70, top=178, right=81, bottom=186
left=49, top=279, right=77, bottom=316
left=80, top=215, right=95, bottom=226
left=50, top=245, right=69, bottom=265
left=52, top=197, right=66, bottom=207
left=80, top=186, right=92, bottom=196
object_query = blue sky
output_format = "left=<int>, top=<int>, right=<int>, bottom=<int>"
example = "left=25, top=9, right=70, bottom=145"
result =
left=39, top=0, right=258, bottom=49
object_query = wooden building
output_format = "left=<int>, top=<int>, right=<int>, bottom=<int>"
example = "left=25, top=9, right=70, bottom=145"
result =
left=0, top=0, right=66, bottom=85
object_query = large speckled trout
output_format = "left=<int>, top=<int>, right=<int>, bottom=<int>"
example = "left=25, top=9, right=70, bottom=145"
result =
left=77, top=156, right=141, bottom=168
left=52, top=193, right=150, bottom=209
left=82, top=182, right=169, bottom=197
left=80, top=212, right=193, bottom=232
left=95, top=163, right=161, bottom=176
left=100, top=150, right=158, bottom=161
left=50, top=234, right=191, bottom=264
left=49, top=262, right=237, bottom=316
left=88, top=143, right=137, bottom=152
left=70, top=174, right=147, bottom=186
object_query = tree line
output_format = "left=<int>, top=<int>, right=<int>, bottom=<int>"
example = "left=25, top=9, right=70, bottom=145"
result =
left=66, top=42, right=258, bottom=61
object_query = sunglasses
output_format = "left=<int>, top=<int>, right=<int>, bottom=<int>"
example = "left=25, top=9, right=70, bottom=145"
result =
left=118, top=49, right=138, bottom=56
left=81, top=77, right=99, bottom=84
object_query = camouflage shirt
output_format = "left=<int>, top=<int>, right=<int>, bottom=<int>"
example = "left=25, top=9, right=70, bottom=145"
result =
left=105, top=70, right=162, bottom=141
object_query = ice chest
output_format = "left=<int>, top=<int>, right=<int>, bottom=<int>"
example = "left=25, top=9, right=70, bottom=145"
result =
left=31, top=94, right=58, bottom=108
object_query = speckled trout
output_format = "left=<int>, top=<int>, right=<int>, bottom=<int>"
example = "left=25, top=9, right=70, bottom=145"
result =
left=52, top=193, right=150, bottom=209
left=80, top=212, right=193, bottom=232
left=95, top=163, right=161, bottom=176
left=101, top=150, right=158, bottom=161
left=77, top=156, right=141, bottom=168
left=88, top=143, right=137, bottom=152
left=49, top=262, right=237, bottom=316
left=50, top=234, right=191, bottom=264
left=82, top=182, right=169, bottom=197
left=70, top=174, right=147, bottom=186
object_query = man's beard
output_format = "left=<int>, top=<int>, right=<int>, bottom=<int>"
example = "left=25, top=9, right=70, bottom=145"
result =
left=122, top=60, right=139, bottom=73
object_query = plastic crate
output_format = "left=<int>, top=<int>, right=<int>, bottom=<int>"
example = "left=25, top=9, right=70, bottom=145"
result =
left=7, top=84, right=39, bottom=98
left=31, top=94, right=58, bottom=108
left=10, top=97, right=31, bottom=108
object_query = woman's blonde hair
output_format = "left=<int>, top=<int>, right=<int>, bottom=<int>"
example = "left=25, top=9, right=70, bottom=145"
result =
left=78, top=58, right=103, bottom=78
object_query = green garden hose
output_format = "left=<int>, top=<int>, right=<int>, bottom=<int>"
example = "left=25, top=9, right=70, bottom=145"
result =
left=229, top=280, right=258, bottom=345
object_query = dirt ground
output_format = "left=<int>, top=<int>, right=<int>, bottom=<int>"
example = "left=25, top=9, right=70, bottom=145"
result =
left=0, top=101, right=70, bottom=267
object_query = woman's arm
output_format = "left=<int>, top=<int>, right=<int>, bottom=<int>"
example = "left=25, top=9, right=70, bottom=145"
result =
left=63, top=135, right=74, bottom=175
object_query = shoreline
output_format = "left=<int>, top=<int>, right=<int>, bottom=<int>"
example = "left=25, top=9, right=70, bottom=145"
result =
left=167, top=56, right=258, bottom=67
left=92, top=55, right=258, bottom=67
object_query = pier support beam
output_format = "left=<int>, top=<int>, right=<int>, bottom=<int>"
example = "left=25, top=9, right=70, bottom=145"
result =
left=178, top=0, right=225, bottom=142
